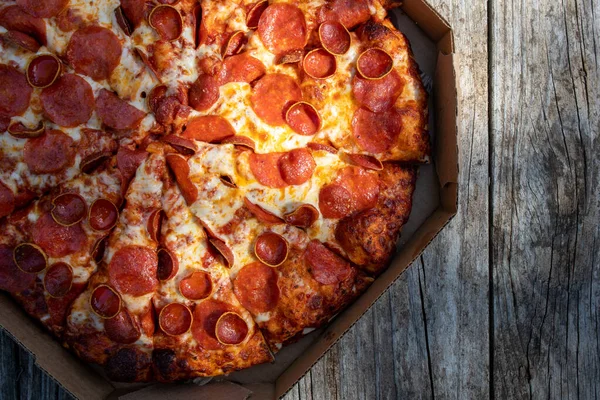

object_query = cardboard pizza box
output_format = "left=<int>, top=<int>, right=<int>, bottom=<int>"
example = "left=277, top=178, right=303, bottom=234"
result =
left=0, top=1, right=456, bottom=398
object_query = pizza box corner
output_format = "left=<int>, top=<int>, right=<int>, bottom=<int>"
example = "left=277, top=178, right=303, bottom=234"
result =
left=0, top=1, right=457, bottom=399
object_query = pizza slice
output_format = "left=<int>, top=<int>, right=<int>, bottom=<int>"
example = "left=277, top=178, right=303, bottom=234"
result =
left=0, top=156, right=123, bottom=337
left=151, top=177, right=272, bottom=381
left=64, top=150, right=166, bottom=382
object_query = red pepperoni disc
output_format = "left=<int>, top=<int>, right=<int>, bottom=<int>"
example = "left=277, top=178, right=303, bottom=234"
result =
left=0, top=245, right=36, bottom=292
left=157, top=248, right=178, bottom=281
left=108, top=246, right=158, bottom=296
left=352, top=107, right=402, bottom=153
left=23, top=129, right=75, bottom=174
left=0, top=181, right=15, bottom=219
left=0, top=64, right=32, bottom=118
left=192, top=299, right=231, bottom=350
left=120, top=0, right=146, bottom=28
left=243, top=198, right=284, bottom=224
left=284, top=204, right=319, bottom=228
left=44, top=262, right=73, bottom=298
left=319, top=21, right=351, bottom=55
left=188, top=74, right=219, bottom=111
left=89, top=199, right=119, bottom=231
left=251, top=73, right=302, bottom=126
left=258, top=3, right=307, bottom=56
left=13, top=243, right=47, bottom=273
left=41, top=74, right=94, bottom=127
left=149, top=5, right=183, bottom=41
left=285, top=102, right=321, bottom=136
left=317, top=0, right=370, bottom=29
left=66, top=25, right=122, bottom=81
left=33, top=213, right=86, bottom=257
left=165, top=154, right=198, bottom=205
left=96, top=89, right=146, bottom=130
left=0, top=5, right=46, bottom=46
left=146, top=209, right=165, bottom=242
left=3, top=30, right=40, bottom=52
left=90, top=285, right=121, bottom=319
left=159, top=303, right=192, bottom=336
left=233, top=262, right=279, bottom=314
left=215, top=312, right=248, bottom=345
left=105, top=309, right=141, bottom=344
left=51, top=193, right=86, bottom=226
left=337, top=166, right=379, bottom=211
left=254, top=232, right=288, bottom=267
left=26, top=54, right=61, bottom=88
left=303, top=49, right=336, bottom=79
left=304, top=240, right=352, bottom=285
left=117, top=146, right=148, bottom=192
left=7, top=120, right=44, bottom=139
left=352, top=70, right=404, bottom=112
left=249, top=152, right=286, bottom=188
left=222, top=31, right=247, bottom=57
left=246, top=0, right=268, bottom=29
left=179, top=271, right=212, bottom=300
left=16, top=0, right=68, bottom=18
left=278, top=148, right=316, bottom=185
left=182, top=115, right=236, bottom=143
left=356, top=48, right=394, bottom=80
left=218, top=53, right=266, bottom=85
left=319, top=184, right=353, bottom=219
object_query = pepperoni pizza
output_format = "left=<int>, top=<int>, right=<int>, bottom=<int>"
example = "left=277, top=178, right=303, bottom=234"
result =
left=0, top=0, right=429, bottom=382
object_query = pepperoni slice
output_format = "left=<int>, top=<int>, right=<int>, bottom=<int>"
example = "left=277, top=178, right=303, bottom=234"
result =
left=285, top=102, right=321, bottom=136
left=243, top=198, right=284, bottom=224
left=319, top=184, right=353, bottom=219
left=284, top=204, right=319, bottom=228
left=218, top=53, right=266, bottom=85
left=233, top=262, right=279, bottom=315
left=89, top=199, right=119, bottom=231
left=120, top=0, right=146, bottom=28
left=188, top=74, right=219, bottom=111
left=352, top=71, right=403, bottom=113
left=356, top=48, right=393, bottom=80
left=90, top=285, right=121, bottom=319
left=96, top=89, right=146, bottom=130
left=51, top=193, right=86, bottom=226
left=23, top=130, right=75, bottom=174
left=343, top=153, right=383, bottom=171
left=337, top=166, right=379, bottom=211
left=303, top=49, right=336, bottom=79
left=246, top=0, right=268, bottom=29
left=157, top=248, right=178, bottom=281
left=162, top=135, right=197, bottom=156
left=80, top=151, right=111, bottom=174
left=304, top=240, right=353, bottom=285
left=248, top=152, right=286, bottom=188
left=149, top=5, right=183, bottom=41
left=258, top=3, right=307, bottom=56
left=0, top=181, right=15, bottom=219
left=26, top=54, right=61, bottom=88
left=192, top=299, right=231, bottom=350
left=317, top=0, right=371, bottom=29
left=159, top=303, right=192, bottom=336
left=254, top=232, right=288, bottom=267
left=278, top=148, right=316, bottom=185
left=182, top=115, right=235, bottom=143
left=13, top=243, right=47, bottom=273
left=117, top=146, right=148, bottom=192
left=307, top=142, right=337, bottom=154
left=0, top=245, right=36, bottom=292
left=0, top=64, right=32, bottom=118
left=146, top=209, right=165, bottom=243
left=40, top=74, right=94, bottom=127
left=215, top=312, right=248, bottom=345
left=251, top=73, right=302, bottom=126
left=105, top=309, right=141, bottom=344
left=108, top=246, right=158, bottom=296
left=0, top=5, right=46, bottom=46
left=3, top=30, right=40, bottom=52
left=319, top=21, right=351, bottom=55
left=91, top=235, right=108, bottom=263
left=66, top=25, right=122, bottom=81
left=352, top=107, right=403, bottom=153
left=209, top=238, right=234, bottom=268
left=16, top=0, right=68, bottom=18
left=165, top=154, right=198, bottom=205
left=33, top=213, right=86, bottom=257
left=44, top=262, right=73, bottom=298
left=222, top=31, right=247, bottom=57
left=179, top=271, right=212, bottom=300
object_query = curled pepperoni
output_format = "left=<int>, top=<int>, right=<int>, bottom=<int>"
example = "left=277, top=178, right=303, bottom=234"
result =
left=343, top=153, right=383, bottom=171
left=44, top=262, right=73, bottom=298
left=307, top=142, right=337, bottom=154
left=352, top=70, right=404, bottom=113
left=278, top=148, right=316, bottom=185
left=246, top=0, right=268, bottom=29
left=0, top=244, right=36, bottom=292
left=23, top=130, right=75, bottom=174
left=108, top=246, right=158, bottom=296
left=222, top=31, right=247, bottom=57
left=304, top=240, right=353, bottom=285
left=26, top=54, right=61, bottom=88
left=149, top=5, right=183, bottom=41
left=284, top=204, right=319, bottom=228
left=3, top=30, right=40, bottom=52
left=66, top=25, right=122, bottom=81
left=0, top=64, right=32, bottom=118
left=16, top=0, right=68, bottom=18
left=51, top=193, right=86, bottom=226
left=191, top=299, right=231, bottom=350
left=89, top=199, right=119, bottom=231
left=215, top=312, right=248, bottom=345
left=148, top=84, right=190, bottom=125
left=221, top=135, right=256, bottom=151
left=317, top=0, right=371, bottom=29
left=209, top=238, right=234, bottom=268
left=117, top=146, right=148, bottom=192
left=0, top=5, right=46, bottom=45
left=254, top=232, right=288, bottom=267
left=105, top=309, right=141, bottom=344
left=40, top=74, right=94, bottom=127
left=337, top=166, right=379, bottom=211
left=13, top=243, right=47, bottom=273
left=285, top=102, right=321, bottom=136
left=183, top=115, right=235, bottom=143
left=159, top=303, right=192, bottom=336
left=90, top=285, right=121, bottom=319
left=157, top=247, right=178, bottom=281
left=80, top=151, right=111, bottom=174
left=356, top=48, right=393, bottom=80
left=188, top=74, right=219, bottom=111
left=251, top=73, right=302, bottom=126
left=0, top=181, right=15, bottom=218
left=249, top=152, right=286, bottom=188
left=352, top=107, right=403, bottom=153
left=233, top=262, right=279, bottom=315
left=303, top=49, right=336, bottom=79
left=146, top=209, right=165, bottom=242
left=165, top=153, right=198, bottom=205
left=120, top=0, right=147, bottom=28
left=114, top=6, right=132, bottom=36
left=244, top=198, right=284, bottom=224
left=218, top=53, right=266, bottom=85
left=319, top=184, right=353, bottom=219
left=162, top=135, right=197, bottom=155
left=91, top=235, right=108, bottom=263
left=258, top=3, right=307, bottom=56
left=319, top=21, right=351, bottom=55
left=179, top=271, right=212, bottom=300
left=96, top=89, right=146, bottom=130
left=33, top=213, right=86, bottom=257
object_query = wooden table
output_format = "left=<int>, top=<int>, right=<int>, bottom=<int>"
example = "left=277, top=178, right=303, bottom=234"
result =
left=2, top=0, right=599, bottom=398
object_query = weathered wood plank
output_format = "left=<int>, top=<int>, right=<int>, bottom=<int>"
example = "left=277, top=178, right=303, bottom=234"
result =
left=491, top=0, right=600, bottom=398
left=0, top=328, right=20, bottom=400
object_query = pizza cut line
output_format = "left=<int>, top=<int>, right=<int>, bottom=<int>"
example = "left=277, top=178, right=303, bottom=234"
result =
left=0, top=0, right=429, bottom=382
